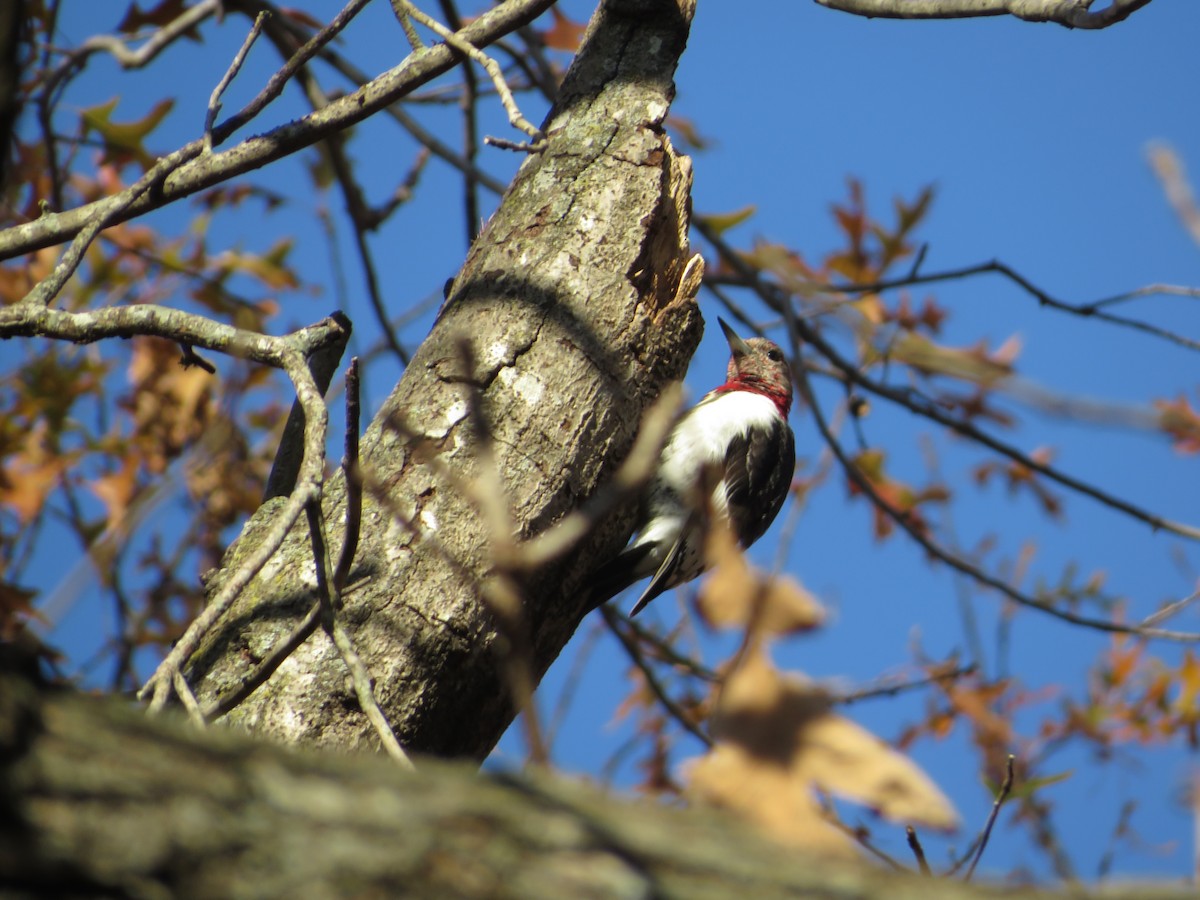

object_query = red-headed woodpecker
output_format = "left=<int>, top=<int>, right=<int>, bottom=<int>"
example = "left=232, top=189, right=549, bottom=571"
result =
left=592, top=318, right=795, bottom=615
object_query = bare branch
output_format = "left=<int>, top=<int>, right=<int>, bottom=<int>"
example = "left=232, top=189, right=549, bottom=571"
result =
left=392, top=0, right=546, bottom=148
left=906, top=827, right=932, bottom=876
left=18, top=146, right=202, bottom=307
left=212, top=0, right=374, bottom=147
left=600, top=604, right=713, bottom=749
left=47, top=0, right=220, bottom=75
left=201, top=602, right=322, bottom=720
left=709, top=260, right=1200, bottom=354
left=205, top=11, right=269, bottom=150
left=1148, top=142, right=1200, bottom=250
left=814, top=0, right=1155, bottom=30
left=0, top=0, right=556, bottom=262
left=245, top=0, right=508, bottom=194
left=833, top=663, right=977, bottom=705
left=334, top=358, right=363, bottom=593
left=133, top=328, right=340, bottom=711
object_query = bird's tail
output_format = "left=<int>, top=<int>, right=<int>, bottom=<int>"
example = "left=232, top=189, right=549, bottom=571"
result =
left=587, top=544, right=656, bottom=613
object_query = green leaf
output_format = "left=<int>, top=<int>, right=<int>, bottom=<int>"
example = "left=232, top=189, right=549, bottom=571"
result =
left=695, top=205, right=756, bottom=237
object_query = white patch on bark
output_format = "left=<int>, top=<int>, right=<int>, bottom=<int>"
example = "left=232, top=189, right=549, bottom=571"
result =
left=444, top=399, right=468, bottom=431
left=484, top=341, right=509, bottom=369
left=420, top=508, right=438, bottom=533
left=297, top=558, right=318, bottom=590
left=498, top=365, right=544, bottom=406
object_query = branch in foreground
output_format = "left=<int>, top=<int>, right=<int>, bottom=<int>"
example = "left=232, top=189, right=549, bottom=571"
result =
left=15, top=664, right=1170, bottom=899
left=814, top=0, right=1155, bottom=30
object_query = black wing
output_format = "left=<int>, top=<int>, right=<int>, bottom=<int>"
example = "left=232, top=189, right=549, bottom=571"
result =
left=722, top=421, right=795, bottom=548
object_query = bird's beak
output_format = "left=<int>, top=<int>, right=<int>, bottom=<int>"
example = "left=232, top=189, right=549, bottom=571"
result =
left=718, top=317, right=753, bottom=358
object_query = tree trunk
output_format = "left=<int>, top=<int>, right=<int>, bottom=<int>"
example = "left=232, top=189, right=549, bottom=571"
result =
left=185, top=0, right=703, bottom=759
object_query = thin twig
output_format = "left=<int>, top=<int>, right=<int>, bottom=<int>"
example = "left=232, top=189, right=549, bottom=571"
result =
left=906, top=826, right=931, bottom=876
left=438, top=0, right=482, bottom=244
left=619, top=613, right=718, bottom=682
left=205, top=11, right=269, bottom=150
left=21, top=145, right=203, bottom=308
left=834, top=663, right=977, bottom=705
left=1088, top=282, right=1200, bottom=311
left=1140, top=585, right=1200, bottom=628
left=247, top=0, right=507, bottom=194
left=173, top=670, right=207, bottom=728
left=138, top=345, right=332, bottom=711
left=600, top=604, right=712, bottom=748
left=814, top=0, right=1154, bottom=30
left=334, top=358, right=362, bottom=592
left=271, top=30, right=419, bottom=365
left=178, top=343, right=216, bottom=374
left=212, top=0, right=373, bottom=146
left=965, top=755, right=1015, bottom=881
left=392, top=0, right=546, bottom=148
left=388, top=0, right=426, bottom=51
left=306, top=500, right=415, bottom=769
left=201, top=601, right=322, bottom=720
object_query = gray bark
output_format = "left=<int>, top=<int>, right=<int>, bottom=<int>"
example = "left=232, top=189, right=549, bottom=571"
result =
left=185, top=0, right=703, bottom=759
left=6, top=666, right=1185, bottom=899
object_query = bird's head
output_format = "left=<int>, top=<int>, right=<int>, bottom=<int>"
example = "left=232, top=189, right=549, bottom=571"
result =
left=718, top=317, right=794, bottom=414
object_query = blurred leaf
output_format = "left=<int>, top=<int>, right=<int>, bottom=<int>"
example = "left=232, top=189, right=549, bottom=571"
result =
left=695, top=205, right=756, bottom=238
left=541, top=8, right=586, bottom=52
left=688, top=650, right=958, bottom=854
left=696, top=522, right=824, bottom=637
left=665, top=114, right=711, bottom=151
left=81, top=98, right=176, bottom=171
left=847, top=449, right=948, bottom=540
left=887, top=332, right=1019, bottom=387
left=117, top=0, right=198, bottom=37
left=1155, top=393, right=1200, bottom=454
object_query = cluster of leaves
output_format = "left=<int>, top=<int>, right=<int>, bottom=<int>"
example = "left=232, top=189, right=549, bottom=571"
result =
left=1, top=11, right=301, bottom=685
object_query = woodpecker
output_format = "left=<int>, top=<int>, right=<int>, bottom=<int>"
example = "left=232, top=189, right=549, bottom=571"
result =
left=591, top=318, right=796, bottom=616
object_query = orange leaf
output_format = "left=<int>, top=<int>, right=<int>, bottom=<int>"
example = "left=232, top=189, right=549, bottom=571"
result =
left=1155, top=394, right=1200, bottom=454
left=541, top=8, right=586, bottom=52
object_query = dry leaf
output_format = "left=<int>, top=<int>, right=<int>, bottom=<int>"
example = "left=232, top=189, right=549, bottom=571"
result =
left=697, top=523, right=824, bottom=637
left=687, top=650, right=958, bottom=855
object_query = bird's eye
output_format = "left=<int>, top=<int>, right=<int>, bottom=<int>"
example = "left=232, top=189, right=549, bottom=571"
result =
left=766, top=348, right=783, bottom=362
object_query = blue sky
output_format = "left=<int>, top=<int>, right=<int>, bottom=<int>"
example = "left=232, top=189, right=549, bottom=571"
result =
left=21, top=0, right=1200, bottom=884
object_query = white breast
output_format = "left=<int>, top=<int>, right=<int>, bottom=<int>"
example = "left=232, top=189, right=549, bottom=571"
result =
left=656, top=390, right=780, bottom=494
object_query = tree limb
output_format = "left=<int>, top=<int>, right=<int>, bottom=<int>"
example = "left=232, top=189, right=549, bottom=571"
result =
left=0, top=0, right=556, bottom=262
left=813, top=0, right=1155, bottom=29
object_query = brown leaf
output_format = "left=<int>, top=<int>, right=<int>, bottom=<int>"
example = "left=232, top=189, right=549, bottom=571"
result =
left=118, top=0, right=193, bottom=34
left=688, top=651, right=958, bottom=854
left=1155, top=394, right=1200, bottom=454
left=541, top=8, right=587, bottom=52
left=696, top=522, right=825, bottom=637
left=0, top=422, right=68, bottom=523
left=89, top=459, right=139, bottom=530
